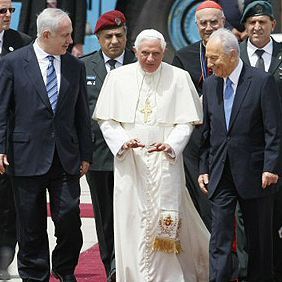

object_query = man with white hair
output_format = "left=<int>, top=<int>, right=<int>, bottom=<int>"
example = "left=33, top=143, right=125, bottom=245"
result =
left=0, top=8, right=92, bottom=282
left=94, top=29, right=209, bottom=281
left=199, top=28, right=280, bottom=281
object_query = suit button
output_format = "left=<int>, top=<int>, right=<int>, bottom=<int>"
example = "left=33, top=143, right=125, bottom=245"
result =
left=227, top=136, right=231, bottom=141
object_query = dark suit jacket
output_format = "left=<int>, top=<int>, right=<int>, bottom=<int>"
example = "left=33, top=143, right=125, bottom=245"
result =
left=18, top=0, right=86, bottom=45
left=1, top=29, right=32, bottom=56
left=0, top=44, right=92, bottom=176
left=81, top=49, right=136, bottom=171
left=240, top=38, right=282, bottom=95
left=172, top=41, right=202, bottom=94
left=199, top=64, right=281, bottom=199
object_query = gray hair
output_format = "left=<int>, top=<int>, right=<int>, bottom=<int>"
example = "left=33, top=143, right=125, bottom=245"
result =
left=37, top=8, right=70, bottom=38
left=134, top=29, right=166, bottom=51
left=208, top=28, right=240, bottom=55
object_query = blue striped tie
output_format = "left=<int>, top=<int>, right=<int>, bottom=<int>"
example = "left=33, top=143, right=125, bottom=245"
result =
left=46, top=55, right=58, bottom=112
left=224, top=77, right=234, bottom=129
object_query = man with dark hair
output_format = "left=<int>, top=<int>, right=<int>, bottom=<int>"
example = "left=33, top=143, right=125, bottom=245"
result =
left=239, top=1, right=282, bottom=281
left=81, top=10, right=136, bottom=282
left=0, top=0, right=31, bottom=279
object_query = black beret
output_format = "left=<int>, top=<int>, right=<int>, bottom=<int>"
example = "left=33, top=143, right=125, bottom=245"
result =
left=241, top=1, right=274, bottom=24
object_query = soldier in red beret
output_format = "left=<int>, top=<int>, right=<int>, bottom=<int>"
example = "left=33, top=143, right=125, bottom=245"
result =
left=80, top=10, right=136, bottom=282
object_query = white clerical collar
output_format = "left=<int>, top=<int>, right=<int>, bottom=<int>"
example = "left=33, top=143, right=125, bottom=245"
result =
left=102, top=51, right=125, bottom=65
left=33, top=39, right=61, bottom=62
left=247, top=38, right=273, bottom=56
left=225, top=59, right=243, bottom=86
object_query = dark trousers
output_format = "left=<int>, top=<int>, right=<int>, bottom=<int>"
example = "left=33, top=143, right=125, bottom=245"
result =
left=11, top=152, right=82, bottom=282
left=273, top=186, right=282, bottom=279
left=86, top=170, right=115, bottom=276
left=0, top=174, right=17, bottom=270
left=210, top=163, right=274, bottom=282
left=183, top=127, right=212, bottom=231
left=236, top=185, right=282, bottom=280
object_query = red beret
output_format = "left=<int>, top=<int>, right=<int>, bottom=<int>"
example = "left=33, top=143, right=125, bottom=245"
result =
left=94, top=10, right=126, bottom=34
left=196, top=1, right=223, bottom=12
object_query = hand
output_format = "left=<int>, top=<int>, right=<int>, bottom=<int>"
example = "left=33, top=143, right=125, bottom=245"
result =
left=262, top=172, right=278, bottom=189
left=198, top=174, right=209, bottom=194
left=122, top=139, right=145, bottom=150
left=0, top=154, right=9, bottom=174
left=147, top=143, right=173, bottom=154
left=71, top=43, right=83, bottom=57
left=80, top=161, right=90, bottom=176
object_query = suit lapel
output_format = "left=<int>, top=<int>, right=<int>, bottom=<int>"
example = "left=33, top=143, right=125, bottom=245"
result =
left=24, top=46, right=53, bottom=112
left=91, top=50, right=107, bottom=86
left=240, top=40, right=251, bottom=66
left=268, top=40, right=282, bottom=74
left=228, top=65, right=251, bottom=131
left=1, top=30, right=14, bottom=56
left=55, top=54, right=70, bottom=114
left=214, top=77, right=227, bottom=131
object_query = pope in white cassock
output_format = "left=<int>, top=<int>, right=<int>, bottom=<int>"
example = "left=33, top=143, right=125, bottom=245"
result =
left=94, top=29, right=209, bottom=282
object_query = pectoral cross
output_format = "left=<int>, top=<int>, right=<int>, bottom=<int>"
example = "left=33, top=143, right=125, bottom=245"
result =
left=140, top=99, right=152, bottom=123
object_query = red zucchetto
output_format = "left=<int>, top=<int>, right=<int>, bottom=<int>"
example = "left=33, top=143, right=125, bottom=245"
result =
left=196, top=1, right=223, bottom=12
left=94, top=10, right=126, bottom=34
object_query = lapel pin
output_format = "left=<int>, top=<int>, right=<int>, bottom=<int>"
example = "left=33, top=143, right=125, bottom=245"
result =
left=8, top=46, right=14, bottom=52
left=279, top=56, right=282, bottom=60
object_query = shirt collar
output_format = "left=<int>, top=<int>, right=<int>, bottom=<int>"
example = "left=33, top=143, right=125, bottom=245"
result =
left=102, top=51, right=125, bottom=65
left=33, top=39, right=61, bottom=62
left=226, top=59, right=243, bottom=86
left=247, top=38, right=273, bottom=56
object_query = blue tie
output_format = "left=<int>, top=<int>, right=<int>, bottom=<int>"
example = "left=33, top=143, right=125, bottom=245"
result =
left=224, top=77, right=234, bottom=129
left=46, top=55, right=58, bottom=112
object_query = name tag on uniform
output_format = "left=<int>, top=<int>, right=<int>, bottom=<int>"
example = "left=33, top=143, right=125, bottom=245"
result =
left=86, top=75, right=96, bottom=85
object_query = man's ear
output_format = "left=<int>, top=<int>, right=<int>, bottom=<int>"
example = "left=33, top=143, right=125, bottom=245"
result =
left=42, top=30, right=50, bottom=40
left=271, top=19, right=277, bottom=32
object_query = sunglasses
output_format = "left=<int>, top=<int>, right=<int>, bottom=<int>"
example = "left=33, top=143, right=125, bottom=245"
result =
left=0, top=7, right=15, bottom=14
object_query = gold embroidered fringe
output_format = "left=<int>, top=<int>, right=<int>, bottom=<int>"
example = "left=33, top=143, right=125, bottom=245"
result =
left=152, top=237, right=183, bottom=254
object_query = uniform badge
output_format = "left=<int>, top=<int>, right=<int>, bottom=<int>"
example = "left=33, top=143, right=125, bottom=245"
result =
left=86, top=75, right=96, bottom=86
left=254, top=4, right=263, bottom=14
left=115, top=17, right=122, bottom=26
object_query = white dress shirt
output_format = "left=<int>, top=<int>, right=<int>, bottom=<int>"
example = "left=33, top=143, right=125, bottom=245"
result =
left=247, top=38, right=273, bottom=72
left=0, top=30, right=4, bottom=54
left=33, top=39, right=61, bottom=92
left=102, top=51, right=125, bottom=73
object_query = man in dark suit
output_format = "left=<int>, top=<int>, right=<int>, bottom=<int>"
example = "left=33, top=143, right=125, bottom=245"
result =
left=239, top=1, right=282, bottom=281
left=0, top=0, right=31, bottom=279
left=80, top=10, right=135, bottom=282
left=172, top=1, right=225, bottom=232
left=199, top=28, right=281, bottom=281
left=0, top=8, right=92, bottom=282
left=18, top=0, right=86, bottom=57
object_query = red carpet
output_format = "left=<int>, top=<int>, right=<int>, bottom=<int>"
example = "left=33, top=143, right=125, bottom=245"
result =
left=48, top=203, right=106, bottom=281
left=50, top=244, right=107, bottom=282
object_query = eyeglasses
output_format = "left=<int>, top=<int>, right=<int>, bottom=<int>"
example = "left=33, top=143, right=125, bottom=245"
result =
left=0, top=7, right=15, bottom=14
